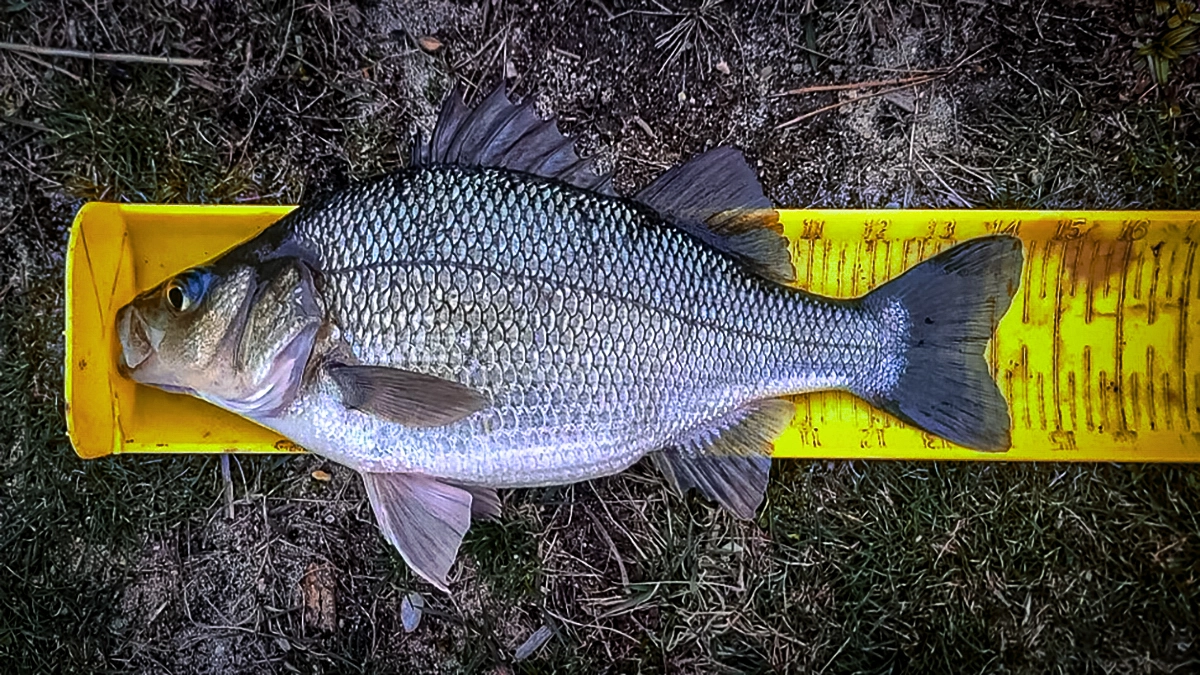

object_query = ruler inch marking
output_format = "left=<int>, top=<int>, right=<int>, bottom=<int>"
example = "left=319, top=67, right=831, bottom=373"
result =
left=1130, top=372, right=1142, bottom=432
left=1115, top=239, right=1133, bottom=432
left=1180, top=239, right=1196, bottom=431
left=1022, top=240, right=1036, bottom=324
left=1052, top=239, right=1065, bottom=431
left=1037, top=371, right=1047, bottom=431
left=1067, top=238, right=1083, bottom=298
left=1163, top=372, right=1173, bottom=431
left=1133, top=250, right=1145, bottom=300
left=1100, top=369, right=1110, bottom=433
left=1146, top=346, right=1157, bottom=431
left=1068, top=370, right=1078, bottom=431
left=1148, top=241, right=1163, bottom=324
left=1022, top=344, right=1032, bottom=430
left=1086, top=238, right=1104, bottom=324
left=1083, top=346, right=1094, bottom=431
left=805, top=238, right=816, bottom=289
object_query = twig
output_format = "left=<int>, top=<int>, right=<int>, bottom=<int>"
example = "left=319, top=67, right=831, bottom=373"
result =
left=0, top=116, right=51, bottom=133
left=773, top=73, right=937, bottom=98
left=583, top=505, right=630, bottom=590
left=8, top=49, right=83, bottom=82
left=221, top=454, right=234, bottom=520
left=0, top=41, right=209, bottom=67
left=915, top=152, right=973, bottom=207
left=774, top=43, right=994, bottom=130
left=774, top=76, right=939, bottom=130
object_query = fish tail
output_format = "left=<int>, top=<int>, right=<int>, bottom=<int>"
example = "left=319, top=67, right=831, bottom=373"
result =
left=858, top=236, right=1024, bottom=451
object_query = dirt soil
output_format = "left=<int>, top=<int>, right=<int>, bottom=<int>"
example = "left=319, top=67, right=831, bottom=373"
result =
left=1, top=0, right=1198, bottom=673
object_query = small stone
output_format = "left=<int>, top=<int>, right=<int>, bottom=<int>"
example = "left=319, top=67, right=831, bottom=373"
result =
left=715, top=59, right=730, bottom=75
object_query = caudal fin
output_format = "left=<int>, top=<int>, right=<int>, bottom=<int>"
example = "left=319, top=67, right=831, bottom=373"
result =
left=862, top=236, right=1024, bottom=451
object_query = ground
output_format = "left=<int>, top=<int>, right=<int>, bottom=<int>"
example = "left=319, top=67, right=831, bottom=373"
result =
left=1, top=0, right=1199, bottom=673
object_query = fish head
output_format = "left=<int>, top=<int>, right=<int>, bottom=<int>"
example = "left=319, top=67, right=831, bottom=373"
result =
left=116, top=257, right=324, bottom=418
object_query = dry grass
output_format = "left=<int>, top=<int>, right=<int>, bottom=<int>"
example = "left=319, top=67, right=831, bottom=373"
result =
left=2, top=0, right=1199, bottom=673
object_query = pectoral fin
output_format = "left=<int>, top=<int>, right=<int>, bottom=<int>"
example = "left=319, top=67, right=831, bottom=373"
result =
left=361, top=472, right=475, bottom=592
left=328, top=364, right=488, bottom=427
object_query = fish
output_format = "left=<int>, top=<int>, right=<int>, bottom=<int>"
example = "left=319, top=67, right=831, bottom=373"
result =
left=115, top=83, right=1024, bottom=592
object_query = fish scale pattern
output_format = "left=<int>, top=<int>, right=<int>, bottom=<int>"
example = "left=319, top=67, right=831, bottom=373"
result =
left=279, top=167, right=903, bottom=485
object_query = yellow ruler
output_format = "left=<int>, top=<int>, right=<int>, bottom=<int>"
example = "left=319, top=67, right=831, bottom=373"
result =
left=773, top=210, right=1199, bottom=462
left=64, top=204, right=1199, bottom=461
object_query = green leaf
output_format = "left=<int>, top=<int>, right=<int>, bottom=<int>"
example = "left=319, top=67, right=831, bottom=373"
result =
left=1175, top=39, right=1199, bottom=54
left=1165, top=23, right=1199, bottom=45
left=1169, top=15, right=1183, bottom=28
left=1156, top=0, right=1172, bottom=15
left=1154, top=55, right=1171, bottom=84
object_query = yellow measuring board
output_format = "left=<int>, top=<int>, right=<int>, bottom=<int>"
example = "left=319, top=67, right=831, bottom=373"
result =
left=65, top=204, right=1199, bottom=461
left=773, top=210, right=1199, bottom=462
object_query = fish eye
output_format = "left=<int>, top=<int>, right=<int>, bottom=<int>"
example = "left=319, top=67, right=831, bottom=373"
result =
left=167, top=284, right=187, bottom=311
left=164, top=269, right=211, bottom=313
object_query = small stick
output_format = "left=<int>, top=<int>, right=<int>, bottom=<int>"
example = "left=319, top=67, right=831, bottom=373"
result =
left=583, top=505, right=630, bottom=590
left=775, top=76, right=939, bottom=130
left=221, top=454, right=234, bottom=520
left=0, top=41, right=209, bottom=67
left=773, top=73, right=938, bottom=97
left=9, top=48, right=83, bottom=82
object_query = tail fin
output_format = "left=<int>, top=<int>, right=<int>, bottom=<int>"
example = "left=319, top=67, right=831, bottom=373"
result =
left=861, top=236, right=1024, bottom=451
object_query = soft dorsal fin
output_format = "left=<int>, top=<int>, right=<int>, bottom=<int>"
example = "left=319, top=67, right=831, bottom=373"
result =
left=412, top=83, right=615, bottom=195
left=636, top=147, right=795, bottom=284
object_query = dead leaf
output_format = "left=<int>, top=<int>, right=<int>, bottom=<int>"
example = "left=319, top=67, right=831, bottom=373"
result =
left=418, top=36, right=443, bottom=53
left=514, top=625, right=553, bottom=661
left=311, top=470, right=331, bottom=482
left=401, top=592, right=424, bottom=632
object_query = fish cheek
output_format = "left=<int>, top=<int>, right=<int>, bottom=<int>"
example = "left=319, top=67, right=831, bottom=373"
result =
left=236, top=263, right=323, bottom=397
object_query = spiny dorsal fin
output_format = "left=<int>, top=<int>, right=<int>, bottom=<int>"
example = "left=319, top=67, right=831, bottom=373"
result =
left=412, top=83, right=615, bottom=196
left=636, top=147, right=794, bottom=285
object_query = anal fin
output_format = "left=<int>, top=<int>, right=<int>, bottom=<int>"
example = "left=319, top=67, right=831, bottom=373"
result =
left=652, top=399, right=794, bottom=519
left=651, top=452, right=772, bottom=520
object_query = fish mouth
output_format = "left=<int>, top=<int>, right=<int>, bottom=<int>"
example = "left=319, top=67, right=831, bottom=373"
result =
left=116, top=305, right=168, bottom=375
left=117, top=306, right=152, bottom=373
